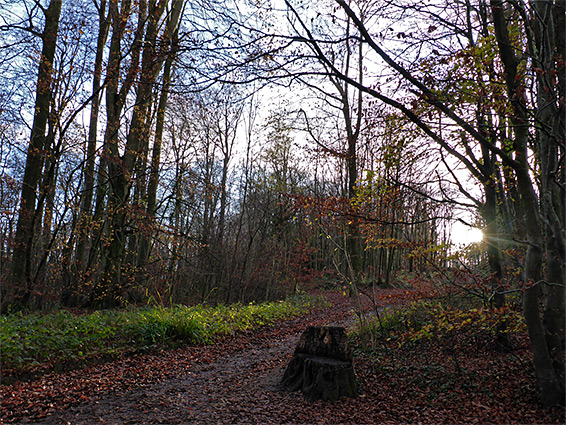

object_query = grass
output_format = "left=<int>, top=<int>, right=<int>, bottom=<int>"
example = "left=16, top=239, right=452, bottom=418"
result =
left=0, top=294, right=322, bottom=371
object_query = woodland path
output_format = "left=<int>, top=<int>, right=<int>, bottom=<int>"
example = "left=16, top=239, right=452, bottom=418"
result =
left=3, top=289, right=564, bottom=424
left=3, top=291, right=381, bottom=424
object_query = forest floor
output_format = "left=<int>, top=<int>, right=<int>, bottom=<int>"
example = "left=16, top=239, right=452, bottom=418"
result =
left=1, top=289, right=564, bottom=424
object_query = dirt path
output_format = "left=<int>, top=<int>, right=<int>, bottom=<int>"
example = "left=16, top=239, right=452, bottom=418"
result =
left=4, top=289, right=564, bottom=424
left=4, top=291, right=374, bottom=424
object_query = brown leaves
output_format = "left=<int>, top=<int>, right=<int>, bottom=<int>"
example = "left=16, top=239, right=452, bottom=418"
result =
left=2, top=290, right=564, bottom=424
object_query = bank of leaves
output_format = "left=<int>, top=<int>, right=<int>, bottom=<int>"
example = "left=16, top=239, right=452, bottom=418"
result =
left=348, top=295, right=565, bottom=423
left=0, top=294, right=321, bottom=372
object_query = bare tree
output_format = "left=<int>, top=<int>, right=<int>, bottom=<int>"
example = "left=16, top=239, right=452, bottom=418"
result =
left=277, top=0, right=564, bottom=406
left=9, top=0, right=63, bottom=307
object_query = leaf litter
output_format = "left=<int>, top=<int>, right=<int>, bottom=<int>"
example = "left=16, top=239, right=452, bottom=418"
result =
left=1, top=290, right=563, bottom=424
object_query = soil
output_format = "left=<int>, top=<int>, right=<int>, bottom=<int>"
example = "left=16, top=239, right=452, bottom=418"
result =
left=2, top=289, right=564, bottom=424
left=2, top=291, right=367, bottom=424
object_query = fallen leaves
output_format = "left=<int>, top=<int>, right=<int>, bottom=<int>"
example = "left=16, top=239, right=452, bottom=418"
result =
left=1, top=289, right=564, bottom=424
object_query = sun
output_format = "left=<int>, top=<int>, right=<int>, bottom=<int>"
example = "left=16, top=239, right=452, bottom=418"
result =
left=451, top=222, right=484, bottom=246
left=466, top=227, right=484, bottom=243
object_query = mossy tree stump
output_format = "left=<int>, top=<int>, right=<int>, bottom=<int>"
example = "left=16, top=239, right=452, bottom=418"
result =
left=281, top=326, right=358, bottom=400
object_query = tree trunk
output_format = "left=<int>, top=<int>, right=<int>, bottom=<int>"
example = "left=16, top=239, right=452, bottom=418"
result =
left=75, top=0, right=110, bottom=271
left=344, top=32, right=363, bottom=286
left=90, top=0, right=136, bottom=305
left=490, top=0, right=564, bottom=406
left=532, top=0, right=565, bottom=394
left=140, top=49, right=173, bottom=264
left=282, top=326, right=358, bottom=400
left=140, top=0, right=183, bottom=266
left=10, top=0, right=62, bottom=307
left=482, top=175, right=511, bottom=352
left=476, top=103, right=511, bottom=351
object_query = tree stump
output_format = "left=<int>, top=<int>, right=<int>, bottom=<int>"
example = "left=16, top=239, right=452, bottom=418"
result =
left=281, top=326, right=358, bottom=400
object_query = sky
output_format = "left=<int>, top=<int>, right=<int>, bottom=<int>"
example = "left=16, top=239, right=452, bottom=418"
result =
left=451, top=220, right=483, bottom=247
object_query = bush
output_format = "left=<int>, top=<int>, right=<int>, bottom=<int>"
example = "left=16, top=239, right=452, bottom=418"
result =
left=354, top=296, right=525, bottom=349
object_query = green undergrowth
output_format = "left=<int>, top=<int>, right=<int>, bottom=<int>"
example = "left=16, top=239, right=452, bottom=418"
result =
left=1, top=294, right=323, bottom=372
left=345, top=295, right=562, bottom=423
left=352, top=294, right=526, bottom=350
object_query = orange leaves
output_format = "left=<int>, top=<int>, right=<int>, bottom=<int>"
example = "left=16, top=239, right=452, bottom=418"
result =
left=365, top=237, right=409, bottom=250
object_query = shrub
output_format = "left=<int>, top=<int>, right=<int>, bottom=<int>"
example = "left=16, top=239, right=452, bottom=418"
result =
left=353, top=297, right=525, bottom=350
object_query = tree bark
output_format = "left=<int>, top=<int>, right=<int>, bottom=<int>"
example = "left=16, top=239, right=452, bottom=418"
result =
left=10, top=0, right=63, bottom=306
left=282, top=326, right=358, bottom=400
left=531, top=0, right=565, bottom=393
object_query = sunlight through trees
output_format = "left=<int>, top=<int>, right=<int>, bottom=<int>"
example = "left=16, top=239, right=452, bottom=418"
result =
left=1, top=0, right=563, bottom=407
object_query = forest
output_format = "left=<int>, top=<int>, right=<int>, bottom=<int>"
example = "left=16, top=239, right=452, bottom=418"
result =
left=0, top=0, right=564, bottom=421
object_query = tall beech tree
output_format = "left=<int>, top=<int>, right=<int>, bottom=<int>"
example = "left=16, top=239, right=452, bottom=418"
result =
left=490, top=0, right=564, bottom=404
left=91, top=0, right=180, bottom=306
left=10, top=0, right=63, bottom=306
left=138, top=0, right=183, bottom=265
left=74, top=0, right=110, bottom=272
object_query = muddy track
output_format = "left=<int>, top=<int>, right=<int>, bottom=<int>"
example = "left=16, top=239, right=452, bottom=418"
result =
left=3, top=292, right=372, bottom=424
